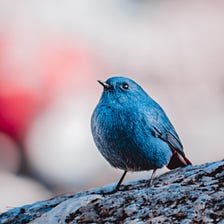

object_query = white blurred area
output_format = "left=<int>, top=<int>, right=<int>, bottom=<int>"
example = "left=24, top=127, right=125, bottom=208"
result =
left=26, top=95, right=100, bottom=188
left=0, top=0, right=224, bottom=212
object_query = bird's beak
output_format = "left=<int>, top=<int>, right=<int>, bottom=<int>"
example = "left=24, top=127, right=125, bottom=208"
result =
left=97, top=80, right=111, bottom=89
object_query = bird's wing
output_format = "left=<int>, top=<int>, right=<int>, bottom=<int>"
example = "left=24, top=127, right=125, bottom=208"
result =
left=147, top=107, right=185, bottom=157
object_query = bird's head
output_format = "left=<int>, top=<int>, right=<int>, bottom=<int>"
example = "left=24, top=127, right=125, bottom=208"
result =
left=97, top=76, right=149, bottom=106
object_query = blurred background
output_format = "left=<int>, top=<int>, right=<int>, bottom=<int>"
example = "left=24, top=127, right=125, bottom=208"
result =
left=0, top=0, right=224, bottom=212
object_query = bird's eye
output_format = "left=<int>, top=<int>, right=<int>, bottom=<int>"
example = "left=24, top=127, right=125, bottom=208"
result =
left=121, top=83, right=129, bottom=90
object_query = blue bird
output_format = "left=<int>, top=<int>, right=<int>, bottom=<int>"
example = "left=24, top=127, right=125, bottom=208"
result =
left=91, top=76, right=191, bottom=192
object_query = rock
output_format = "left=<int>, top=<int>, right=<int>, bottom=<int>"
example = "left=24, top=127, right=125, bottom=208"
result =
left=0, top=160, right=223, bottom=223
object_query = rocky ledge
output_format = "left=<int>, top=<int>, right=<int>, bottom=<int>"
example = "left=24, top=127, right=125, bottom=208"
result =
left=0, top=160, right=223, bottom=223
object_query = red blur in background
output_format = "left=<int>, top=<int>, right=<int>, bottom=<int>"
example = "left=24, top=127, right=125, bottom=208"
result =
left=0, top=35, right=98, bottom=143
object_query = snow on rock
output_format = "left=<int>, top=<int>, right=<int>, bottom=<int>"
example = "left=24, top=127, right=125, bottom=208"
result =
left=0, top=160, right=223, bottom=223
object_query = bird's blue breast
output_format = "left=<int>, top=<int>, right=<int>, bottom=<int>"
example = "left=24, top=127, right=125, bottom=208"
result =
left=91, top=102, right=172, bottom=171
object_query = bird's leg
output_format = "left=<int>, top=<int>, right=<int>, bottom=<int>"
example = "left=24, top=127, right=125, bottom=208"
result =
left=101, top=170, right=128, bottom=195
left=148, top=169, right=157, bottom=187
left=115, top=170, right=127, bottom=191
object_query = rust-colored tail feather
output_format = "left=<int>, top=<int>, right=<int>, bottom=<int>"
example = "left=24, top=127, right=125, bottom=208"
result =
left=167, top=150, right=192, bottom=170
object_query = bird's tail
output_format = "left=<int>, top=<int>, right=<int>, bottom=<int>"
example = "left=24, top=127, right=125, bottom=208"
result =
left=167, top=150, right=192, bottom=170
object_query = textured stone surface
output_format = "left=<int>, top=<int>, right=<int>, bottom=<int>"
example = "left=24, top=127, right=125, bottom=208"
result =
left=0, top=160, right=223, bottom=223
